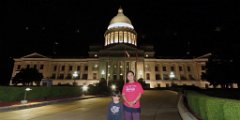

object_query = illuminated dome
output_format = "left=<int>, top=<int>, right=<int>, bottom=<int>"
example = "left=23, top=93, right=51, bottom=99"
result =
left=104, top=8, right=137, bottom=46
left=107, top=8, right=134, bottom=29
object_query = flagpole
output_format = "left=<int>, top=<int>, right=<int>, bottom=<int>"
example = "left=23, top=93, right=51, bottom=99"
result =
left=124, top=50, right=127, bottom=84
left=135, top=49, right=137, bottom=80
left=107, top=55, right=109, bottom=86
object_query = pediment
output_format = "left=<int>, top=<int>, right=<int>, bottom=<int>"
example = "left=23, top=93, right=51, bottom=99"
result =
left=195, top=53, right=212, bottom=59
left=22, top=52, right=49, bottom=58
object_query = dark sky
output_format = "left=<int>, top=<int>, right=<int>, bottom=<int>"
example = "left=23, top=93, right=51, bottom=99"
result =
left=1, top=0, right=239, bottom=84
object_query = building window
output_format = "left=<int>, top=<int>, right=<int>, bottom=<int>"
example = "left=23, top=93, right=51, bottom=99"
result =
left=82, top=74, right=88, bottom=80
left=93, top=73, right=97, bottom=79
left=187, top=66, right=191, bottom=72
left=40, top=64, right=44, bottom=69
left=179, top=66, right=183, bottom=71
left=156, top=74, right=161, bottom=80
left=162, top=66, right=166, bottom=71
left=180, top=75, right=186, bottom=80
left=61, top=66, right=65, bottom=71
left=66, top=74, right=72, bottom=79
left=146, top=73, right=150, bottom=80
left=59, top=74, right=64, bottom=79
left=189, top=74, right=195, bottom=80
left=84, top=66, right=88, bottom=71
left=163, top=74, right=169, bottom=80
left=51, top=74, right=56, bottom=79
left=155, top=66, right=159, bottom=71
left=201, top=65, right=206, bottom=70
left=170, top=66, right=175, bottom=71
left=77, top=66, right=81, bottom=71
left=69, top=65, right=73, bottom=71
left=54, top=65, right=57, bottom=71
left=113, top=74, right=117, bottom=80
left=34, top=64, right=37, bottom=69
left=17, top=65, right=21, bottom=70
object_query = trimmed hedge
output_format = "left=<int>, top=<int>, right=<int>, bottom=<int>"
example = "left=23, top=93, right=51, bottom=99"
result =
left=0, top=86, right=82, bottom=102
left=198, top=94, right=208, bottom=120
left=185, top=91, right=239, bottom=120
left=205, top=97, right=226, bottom=120
left=223, top=100, right=240, bottom=120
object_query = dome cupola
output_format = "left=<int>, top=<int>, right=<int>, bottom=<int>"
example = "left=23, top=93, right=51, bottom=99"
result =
left=104, top=8, right=137, bottom=46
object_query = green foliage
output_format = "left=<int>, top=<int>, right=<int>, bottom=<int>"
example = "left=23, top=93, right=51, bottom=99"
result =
left=223, top=100, right=240, bottom=120
left=206, top=97, right=226, bottom=120
left=186, top=92, right=201, bottom=116
left=198, top=95, right=209, bottom=120
left=12, top=68, right=43, bottom=86
left=185, top=91, right=229, bottom=120
left=203, top=50, right=239, bottom=88
left=0, top=86, right=24, bottom=101
left=0, top=86, right=82, bottom=102
left=137, top=78, right=148, bottom=89
left=95, top=78, right=110, bottom=95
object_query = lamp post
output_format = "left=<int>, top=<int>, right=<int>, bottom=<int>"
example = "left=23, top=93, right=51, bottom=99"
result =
left=101, top=70, right=105, bottom=78
left=169, top=71, right=175, bottom=87
left=72, top=71, right=78, bottom=86
left=21, top=87, right=32, bottom=104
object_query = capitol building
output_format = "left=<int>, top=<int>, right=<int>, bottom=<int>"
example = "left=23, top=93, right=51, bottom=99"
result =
left=11, top=8, right=210, bottom=88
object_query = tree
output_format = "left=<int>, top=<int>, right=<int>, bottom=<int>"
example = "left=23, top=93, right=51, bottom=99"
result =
left=138, top=78, right=148, bottom=89
left=203, top=49, right=236, bottom=88
left=12, top=68, right=43, bottom=86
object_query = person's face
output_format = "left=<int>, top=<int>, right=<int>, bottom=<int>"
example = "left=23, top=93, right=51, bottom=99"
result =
left=112, top=95, right=120, bottom=102
left=127, top=72, right=134, bottom=82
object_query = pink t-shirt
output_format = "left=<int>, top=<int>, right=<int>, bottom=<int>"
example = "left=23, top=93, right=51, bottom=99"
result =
left=122, top=82, right=144, bottom=108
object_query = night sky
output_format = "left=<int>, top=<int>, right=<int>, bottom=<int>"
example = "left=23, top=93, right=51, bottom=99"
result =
left=1, top=0, right=239, bottom=84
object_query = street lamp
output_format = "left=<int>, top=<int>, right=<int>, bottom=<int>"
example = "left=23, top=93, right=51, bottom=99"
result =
left=101, top=70, right=105, bottom=78
left=72, top=71, right=78, bottom=86
left=169, top=71, right=175, bottom=80
left=111, top=84, right=116, bottom=91
left=21, top=87, right=32, bottom=104
left=169, top=71, right=175, bottom=87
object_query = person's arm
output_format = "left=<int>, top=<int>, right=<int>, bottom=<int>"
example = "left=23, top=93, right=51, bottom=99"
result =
left=122, top=94, right=133, bottom=106
left=133, top=93, right=142, bottom=104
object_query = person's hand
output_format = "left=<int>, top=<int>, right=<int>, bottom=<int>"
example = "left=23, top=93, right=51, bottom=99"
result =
left=127, top=101, right=134, bottom=107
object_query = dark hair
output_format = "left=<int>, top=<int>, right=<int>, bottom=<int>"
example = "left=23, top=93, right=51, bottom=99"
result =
left=112, top=90, right=121, bottom=97
left=126, top=70, right=134, bottom=76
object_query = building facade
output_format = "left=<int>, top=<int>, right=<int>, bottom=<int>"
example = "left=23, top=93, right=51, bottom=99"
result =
left=11, top=8, right=210, bottom=88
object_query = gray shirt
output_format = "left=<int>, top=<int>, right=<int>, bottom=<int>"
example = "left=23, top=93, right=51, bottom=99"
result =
left=107, top=102, right=123, bottom=120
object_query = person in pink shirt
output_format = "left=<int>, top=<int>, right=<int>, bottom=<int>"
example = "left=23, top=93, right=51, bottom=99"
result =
left=122, top=71, right=144, bottom=120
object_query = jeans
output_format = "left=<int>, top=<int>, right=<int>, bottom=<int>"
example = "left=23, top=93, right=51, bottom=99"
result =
left=124, top=111, right=140, bottom=120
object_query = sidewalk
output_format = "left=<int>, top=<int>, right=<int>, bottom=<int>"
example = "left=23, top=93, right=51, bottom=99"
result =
left=0, top=95, right=97, bottom=112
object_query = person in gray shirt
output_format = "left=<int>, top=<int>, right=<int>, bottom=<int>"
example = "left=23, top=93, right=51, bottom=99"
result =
left=107, top=90, right=123, bottom=120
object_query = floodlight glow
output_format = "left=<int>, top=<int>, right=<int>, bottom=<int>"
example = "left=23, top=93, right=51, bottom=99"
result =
left=82, top=85, right=88, bottom=91
left=169, top=71, right=175, bottom=78
left=72, top=71, right=78, bottom=77
left=108, top=23, right=134, bottom=29
left=111, top=85, right=116, bottom=90
left=25, top=88, right=32, bottom=91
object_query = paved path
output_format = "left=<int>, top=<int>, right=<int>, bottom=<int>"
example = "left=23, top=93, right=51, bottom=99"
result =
left=0, top=90, right=181, bottom=120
